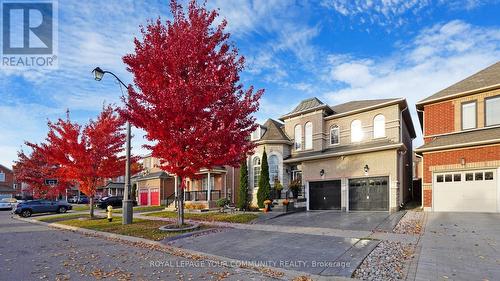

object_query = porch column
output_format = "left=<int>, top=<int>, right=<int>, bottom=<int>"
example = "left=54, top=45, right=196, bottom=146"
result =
left=224, top=173, right=227, bottom=198
left=207, top=172, right=211, bottom=201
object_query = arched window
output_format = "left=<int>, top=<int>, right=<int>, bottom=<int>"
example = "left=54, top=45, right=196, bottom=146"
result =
left=330, top=125, right=340, bottom=145
left=268, top=155, right=279, bottom=185
left=373, top=114, right=386, bottom=138
left=294, top=125, right=302, bottom=150
left=351, top=120, right=363, bottom=142
left=253, top=157, right=261, bottom=188
left=305, top=122, right=313, bottom=149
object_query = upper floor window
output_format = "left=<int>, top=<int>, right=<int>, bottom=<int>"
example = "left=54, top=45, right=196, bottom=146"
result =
left=373, top=114, right=386, bottom=138
left=251, top=126, right=261, bottom=141
left=294, top=125, right=302, bottom=150
left=330, top=125, right=340, bottom=145
left=253, top=157, right=261, bottom=188
left=268, top=155, right=279, bottom=185
left=351, top=120, right=363, bottom=142
left=0, top=172, right=4, bottom=182
left=485, top=96, right=500, bottom=126
left=305, top=122, right=313, bottom=149
left=461, top=101, right=476, bottom=130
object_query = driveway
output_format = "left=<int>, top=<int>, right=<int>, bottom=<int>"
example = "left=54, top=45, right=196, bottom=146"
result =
left=167, top=228, right=379, bottom=277
left=415, top=212, right=500, bottom=281
left=259, top=210, right=405, bottom=232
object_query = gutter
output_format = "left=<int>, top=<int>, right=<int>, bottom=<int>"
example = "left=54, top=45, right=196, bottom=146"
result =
left=416, top=83, right=500, bottom=108
left=324, top=98, right=405, bottom=120
left=415, top=138, right=500, bottom=153
left=283, top=143, right=403, bottom=163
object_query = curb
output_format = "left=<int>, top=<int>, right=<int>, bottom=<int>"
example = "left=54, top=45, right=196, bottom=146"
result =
left=13, top=216, right=354, bottom=281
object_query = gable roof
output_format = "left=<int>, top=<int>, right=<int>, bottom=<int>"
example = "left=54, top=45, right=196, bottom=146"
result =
left=330, top=98, right=402, bottom=115
left=280, top=97, right=333, bottom=120
left=417, top=61, right=500, bottom=106
left=416, top=126, right=500, bottom=153
left=259, top=119, right=290, bottom=142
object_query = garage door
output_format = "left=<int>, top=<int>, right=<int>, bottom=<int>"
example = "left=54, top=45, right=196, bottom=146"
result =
left=309, top=180, right=341, bottom=210
left=349, top=177, right=389, bottom=211
left=150, top=188, right=160, bottom=206
left=434, top=169, right=497, bottom=212
left=139, top=189, right=149, bottom=206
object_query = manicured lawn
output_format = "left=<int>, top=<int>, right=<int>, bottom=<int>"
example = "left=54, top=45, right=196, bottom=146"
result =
left=145, top=211, right=260, bottom=224
left=38, top=213, right=88, bottom=222
left=113, top=205, right=166, bottom=214
left=45, top=217, right=206, bottom=241
left=72, top=204, right=90, bottom=211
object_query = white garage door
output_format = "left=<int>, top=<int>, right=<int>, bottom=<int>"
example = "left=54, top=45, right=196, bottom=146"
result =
left=434, top=169, right=498, bottom=212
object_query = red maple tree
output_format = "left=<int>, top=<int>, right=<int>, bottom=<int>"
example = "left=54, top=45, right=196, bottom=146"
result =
left=15, top=143, right=72, bottom=199
left=121, top=0, right=263, bottom=224
left=44, top=106, right=134, bottom=217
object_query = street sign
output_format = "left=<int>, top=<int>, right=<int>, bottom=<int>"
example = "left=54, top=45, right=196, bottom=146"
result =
left=44, top=179, right=58, bottom=186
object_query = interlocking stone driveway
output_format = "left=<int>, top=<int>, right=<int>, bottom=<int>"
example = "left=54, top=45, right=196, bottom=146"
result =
left=166, top=228, right=379, bottom=277
left=414, top=212, right=500, bottom=281
left=258, top=210, right=405, bottom=232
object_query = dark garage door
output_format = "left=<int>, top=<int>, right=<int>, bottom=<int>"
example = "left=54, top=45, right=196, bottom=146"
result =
left=309, top=180, right=341, bottom=210
left=349, top=177, right=389, bottom=211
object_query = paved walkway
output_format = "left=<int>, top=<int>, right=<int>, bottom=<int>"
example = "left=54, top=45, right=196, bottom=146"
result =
left=135, top=213, right=419, bottom=243
left=414, top=212, right=500, bottom=281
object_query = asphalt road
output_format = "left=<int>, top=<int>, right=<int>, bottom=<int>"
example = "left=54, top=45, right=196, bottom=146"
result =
left=0, top=211, right=277, bottom=281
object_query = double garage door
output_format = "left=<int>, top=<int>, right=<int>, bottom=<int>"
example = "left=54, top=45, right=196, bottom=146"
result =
left=139, top=188, right=160, bottom=206
left=434, top=169, right=498, bottom=212
left=308, top=177, right=389, bottom=211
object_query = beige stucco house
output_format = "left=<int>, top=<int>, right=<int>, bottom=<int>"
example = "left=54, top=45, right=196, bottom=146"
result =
left=248, top=97, right=416, bottom=212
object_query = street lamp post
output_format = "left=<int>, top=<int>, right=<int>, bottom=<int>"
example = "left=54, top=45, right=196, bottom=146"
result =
left=92, top=67, right=133, bottom=225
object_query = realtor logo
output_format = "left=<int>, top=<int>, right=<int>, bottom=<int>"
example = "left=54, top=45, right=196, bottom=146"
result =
left=1, top=0, right=58, bottom=69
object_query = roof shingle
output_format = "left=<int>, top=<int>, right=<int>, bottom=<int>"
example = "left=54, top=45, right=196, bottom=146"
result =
left=259, top=119, right=290, bottom=142
left=416, top=127, right=500, bottom=152
left=418, top=61, right=500, bottom=105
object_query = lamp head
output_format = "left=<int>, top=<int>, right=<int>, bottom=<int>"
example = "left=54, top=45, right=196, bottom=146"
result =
left=92, top=67, right=105, bottom=81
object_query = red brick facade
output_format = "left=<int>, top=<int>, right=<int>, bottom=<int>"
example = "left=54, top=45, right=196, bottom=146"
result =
left=0, top=164, right=14, bottom=193
left=422, top=145, right=500, bottom=183
left=422, top=145, right=500, bottom=207
left=423, top=101, right=454, bottom=137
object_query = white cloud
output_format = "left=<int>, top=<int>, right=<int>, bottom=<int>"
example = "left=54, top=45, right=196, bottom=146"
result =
left=324, top=20, right=500, bottom=146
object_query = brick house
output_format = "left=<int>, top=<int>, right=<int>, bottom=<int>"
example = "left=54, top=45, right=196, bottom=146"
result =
left=248, top=97, right=416, bottom=212
left=133, top=155, right=240, bottom=208
left=0, top=164, right=15, bottom=198
left=415, top=62, right=500, bottom=212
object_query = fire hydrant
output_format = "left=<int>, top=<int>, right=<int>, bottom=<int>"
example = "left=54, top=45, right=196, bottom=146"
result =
left=107, top=205, right=113, bottom=222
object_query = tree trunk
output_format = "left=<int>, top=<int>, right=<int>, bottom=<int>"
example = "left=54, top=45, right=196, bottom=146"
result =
left=89, top=197, right=95, bottom=218
left=177, top=176, right=184, bottom=226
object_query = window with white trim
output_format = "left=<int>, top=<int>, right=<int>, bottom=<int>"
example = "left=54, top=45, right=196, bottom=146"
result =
left=305, top=122, right=313, bottom=149
left=351, top=120, right=363, bottom=142
left=294, top=125, right=302, bottom=150
left=330, top=125, right=339, bottom=145
left=253, top=157, right=261, bottom=188
left=0, top=172, right=4, bottom=182
left=461, top=101, right=476, bottom=130
left=268, top=155, right=279, bottom=185
left=373, top=114, right=386, bottom=138
left=251, top=126, right=261, bottom=141
left=485, top=96, right=500, bottom=126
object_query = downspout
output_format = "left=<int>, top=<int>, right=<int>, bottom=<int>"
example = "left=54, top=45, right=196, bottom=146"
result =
left=399, top=105, right=409, bottom=209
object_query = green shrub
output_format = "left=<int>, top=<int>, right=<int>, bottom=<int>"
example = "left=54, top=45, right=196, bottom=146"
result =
left=237, top=159, right=249, bottom=210
left=216, top=198, right=230, bottom=208
left=257, top=148, right=271, bottom=208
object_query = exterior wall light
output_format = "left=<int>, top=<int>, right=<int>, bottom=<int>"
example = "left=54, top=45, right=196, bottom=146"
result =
left=364, top=165, right=370, bottom=175
left=320, top=169, right=325, bottom=177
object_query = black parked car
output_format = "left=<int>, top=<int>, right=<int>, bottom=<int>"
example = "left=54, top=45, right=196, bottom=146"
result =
left=14, top=200, right=73, bottom=217
left=96, top=196, right=137, bottom=209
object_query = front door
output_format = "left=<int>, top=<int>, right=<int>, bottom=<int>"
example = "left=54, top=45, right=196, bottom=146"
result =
left=349, top=177, right=389, bottom=211
left=309, top=180, right=341, bottom=210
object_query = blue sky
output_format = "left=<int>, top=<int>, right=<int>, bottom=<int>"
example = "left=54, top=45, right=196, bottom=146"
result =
left=1, top=0, right=500, bottom=167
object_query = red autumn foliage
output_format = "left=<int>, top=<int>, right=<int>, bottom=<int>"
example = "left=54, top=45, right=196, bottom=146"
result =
left=45, top=106, right=135, bottom=199
left=121, top=0, right=263, bottom=182
left=14, top=143, right=72, bottom=199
